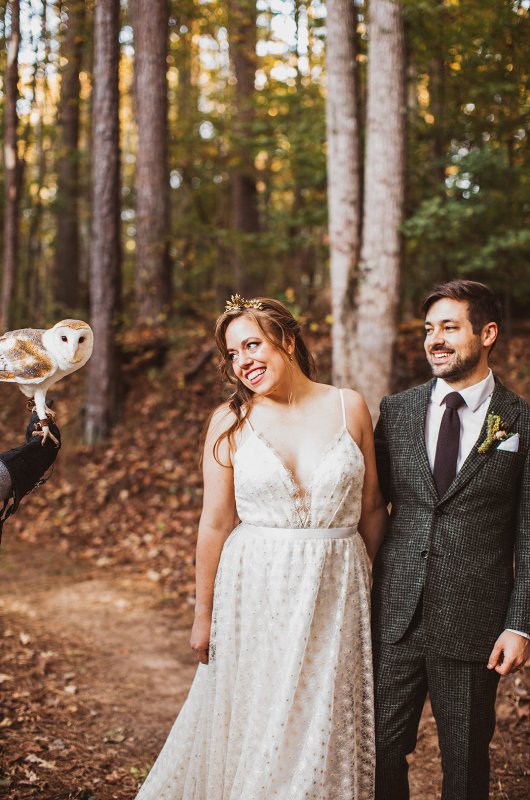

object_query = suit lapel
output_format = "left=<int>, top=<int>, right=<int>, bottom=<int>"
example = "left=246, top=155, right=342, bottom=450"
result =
left=440, top=379, right=521, bottom=503
left=406, top=379, right=438, bottom=501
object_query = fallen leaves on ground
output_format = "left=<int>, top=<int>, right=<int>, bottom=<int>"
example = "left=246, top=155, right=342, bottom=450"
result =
left=0, top=324, right=528, bottom=799
left=0, top=615, right=142, bottom=800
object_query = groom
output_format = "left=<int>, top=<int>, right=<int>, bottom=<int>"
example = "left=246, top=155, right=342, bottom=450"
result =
left=372, top=279, right=529, bottom=800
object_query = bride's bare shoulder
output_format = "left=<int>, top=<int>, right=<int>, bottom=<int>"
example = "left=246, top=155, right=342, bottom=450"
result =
left=202, top=403, right=243, bottom=468
left=314, top=383, right=367, bottom=413
left=339, top=387, right=369, bottom=410
left=337, top=388, right=372, bottom=432
left=207, top=402, right=239, bottom=437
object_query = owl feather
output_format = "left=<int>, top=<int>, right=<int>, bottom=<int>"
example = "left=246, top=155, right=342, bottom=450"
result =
left=0, top=320, right=94, bottom=445
left=0, top=329, right=54, bottom=383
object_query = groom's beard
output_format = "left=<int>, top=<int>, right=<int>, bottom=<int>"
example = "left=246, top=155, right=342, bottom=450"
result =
left=428, top=342, right=482, bottom=382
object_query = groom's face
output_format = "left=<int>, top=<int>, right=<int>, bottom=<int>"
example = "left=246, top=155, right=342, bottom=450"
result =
left=424, top=298, right=483, bottom=383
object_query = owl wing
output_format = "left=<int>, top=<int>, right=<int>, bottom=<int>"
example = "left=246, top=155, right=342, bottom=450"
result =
left=0, top=329, right=56, bottom=384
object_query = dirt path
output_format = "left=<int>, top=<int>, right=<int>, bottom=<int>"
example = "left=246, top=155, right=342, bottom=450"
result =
left=3, top=566, right=195, bottom=735
left=0, top=539, right=197, bottom=799
left=1, top=538, right=528, bottom=800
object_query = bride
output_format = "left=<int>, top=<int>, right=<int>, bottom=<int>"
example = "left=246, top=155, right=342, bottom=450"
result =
left=134, top=295, right=387, bottom=800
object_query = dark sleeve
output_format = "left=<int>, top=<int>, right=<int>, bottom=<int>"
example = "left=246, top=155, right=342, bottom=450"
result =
left=0, top=414, right=61, bottom=541
left=504, top=411, right=530, bottom=636
left=374, top=395, right=391, bottom=505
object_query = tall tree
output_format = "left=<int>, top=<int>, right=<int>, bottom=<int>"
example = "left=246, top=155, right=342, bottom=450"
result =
left=353, top=0, right=406, bottom=417
left=328, top=0, right=406, bottom=418
left=133, top=0, right=170, bottom=326
left=227, top=0, right=259, bottom=295
left=24, top=0, right=50, bottom=326
left=325, top=0, right=361, bottom=390
left=170, top=0, right=200, bottom=297
left=84, top=0, right=122, bottom=444
left=1, top=0, right=21, bottom=331
left=54, top=0, right=86, bottom=313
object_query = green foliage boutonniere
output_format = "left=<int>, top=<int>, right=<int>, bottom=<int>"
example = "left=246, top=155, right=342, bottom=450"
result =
left=477, top=414, right=513, bottom=454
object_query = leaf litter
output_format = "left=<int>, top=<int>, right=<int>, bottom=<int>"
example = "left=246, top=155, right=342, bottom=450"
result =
left=0, top=326, right=528, bottom=799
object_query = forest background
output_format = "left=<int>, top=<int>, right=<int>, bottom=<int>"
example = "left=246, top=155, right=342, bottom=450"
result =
left=0, top=1, right=529, bottom=799
left=0, top=0, right=529, bottom=433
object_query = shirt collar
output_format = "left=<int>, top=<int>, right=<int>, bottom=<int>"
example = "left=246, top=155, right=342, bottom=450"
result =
left=431, top=369, right=495, bottom=412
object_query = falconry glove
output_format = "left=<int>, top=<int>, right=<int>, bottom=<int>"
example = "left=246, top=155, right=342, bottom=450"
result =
left=0, top=411, right=61, bottom=541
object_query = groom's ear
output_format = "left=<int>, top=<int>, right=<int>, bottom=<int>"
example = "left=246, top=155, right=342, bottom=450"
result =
left=482, top=321, right=498, bottom=349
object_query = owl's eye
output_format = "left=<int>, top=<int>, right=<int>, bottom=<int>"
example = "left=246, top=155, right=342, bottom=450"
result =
left=79, top=336, right=85, bottom=343
left=61, top=336, right=68, bottom=342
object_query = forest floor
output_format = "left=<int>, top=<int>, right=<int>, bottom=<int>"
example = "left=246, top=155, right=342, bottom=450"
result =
left=0, top=320, right=529, bottom=800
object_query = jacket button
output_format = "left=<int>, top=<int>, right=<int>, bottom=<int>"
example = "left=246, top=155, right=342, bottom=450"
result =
left=434, top=508, right=443, bottom=516
left=421, top=550, right=428, bottom=559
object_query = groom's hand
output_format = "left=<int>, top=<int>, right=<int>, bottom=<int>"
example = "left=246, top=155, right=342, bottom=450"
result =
left=487, top=630, right=530, bottom=675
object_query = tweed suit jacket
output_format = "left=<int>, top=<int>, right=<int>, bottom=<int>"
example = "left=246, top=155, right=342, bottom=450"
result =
left=372, top=376, right=530, bottom=662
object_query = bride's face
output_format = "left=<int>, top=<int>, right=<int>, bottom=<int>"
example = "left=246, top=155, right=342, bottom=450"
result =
left=225, top=316, right=291, bottom=394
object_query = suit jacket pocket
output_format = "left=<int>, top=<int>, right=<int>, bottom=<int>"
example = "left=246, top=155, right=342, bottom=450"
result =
left=481, top=448, right=524, bottom=495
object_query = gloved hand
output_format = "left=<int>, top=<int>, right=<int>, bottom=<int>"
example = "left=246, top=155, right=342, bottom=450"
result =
left=0, top=411, right=61, bottom=539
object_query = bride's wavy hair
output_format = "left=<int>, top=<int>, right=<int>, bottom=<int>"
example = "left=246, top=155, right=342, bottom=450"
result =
left=212, top=298, right=317, bottom=461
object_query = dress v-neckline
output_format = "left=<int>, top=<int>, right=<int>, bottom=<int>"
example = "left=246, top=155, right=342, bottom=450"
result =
left=235, top=388, right=363, bottom=525
left=252, top=427, right=351, bottom=525
left=239, top=425, right=362, bottom=519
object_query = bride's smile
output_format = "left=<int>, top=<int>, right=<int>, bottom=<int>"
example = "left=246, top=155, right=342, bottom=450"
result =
left=225, top=316, right=294, bottom=398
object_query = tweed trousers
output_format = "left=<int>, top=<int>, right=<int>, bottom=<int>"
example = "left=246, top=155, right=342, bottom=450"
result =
left=373, top=601, right=500, bottom=800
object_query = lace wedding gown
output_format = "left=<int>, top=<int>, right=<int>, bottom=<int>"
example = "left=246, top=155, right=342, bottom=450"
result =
left=135, top=390, right=374, bottom=800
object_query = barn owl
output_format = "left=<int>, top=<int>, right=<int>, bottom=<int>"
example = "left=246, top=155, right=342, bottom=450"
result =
left=0, top=319, right=94, bottom=445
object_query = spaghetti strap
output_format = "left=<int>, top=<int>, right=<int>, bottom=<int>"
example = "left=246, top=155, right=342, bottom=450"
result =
left=244, top=415, right=254, bottom=432
left=339, top=388, right=347, bottom=429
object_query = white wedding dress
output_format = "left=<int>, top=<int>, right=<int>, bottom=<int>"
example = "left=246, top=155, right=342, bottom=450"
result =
left=135, top=390, right=374, bottom=800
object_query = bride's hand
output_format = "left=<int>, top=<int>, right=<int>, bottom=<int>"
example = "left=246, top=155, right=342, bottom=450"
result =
left=190, top=609, right=211, bottom=664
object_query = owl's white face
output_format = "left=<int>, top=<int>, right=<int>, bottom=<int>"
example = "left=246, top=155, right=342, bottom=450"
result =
left=46, top=320, right=94, bottom=369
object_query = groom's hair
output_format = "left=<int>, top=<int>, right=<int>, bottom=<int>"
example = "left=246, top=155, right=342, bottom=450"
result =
left=422, top=279, right=503, bottom=335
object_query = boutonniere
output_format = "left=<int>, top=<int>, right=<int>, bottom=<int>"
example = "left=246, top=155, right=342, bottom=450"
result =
left=477, top=414, right=514, bottom=454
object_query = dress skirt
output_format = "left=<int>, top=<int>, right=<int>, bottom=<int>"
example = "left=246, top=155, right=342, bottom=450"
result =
left=134, top=522, right=375, bottom=800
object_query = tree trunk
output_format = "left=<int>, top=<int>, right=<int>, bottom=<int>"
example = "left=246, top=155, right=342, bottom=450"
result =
left=353, top=0, right=406, bottom=419
left=173, top=0, right=199, bottom=298
left=227, top=0, right=259, bottom=296
left=24, top=0, right=48, bottom=327
left=55, top=0, right=86, bottom=313
left=326, top=0, right=362, bottom=386
left=84, top=0, right=122, bottom=444
left=133, top=0, right=170, bottom=327
left=429, top=0, right=449, bottom=281
left=1, top=0, right=21, bottom=332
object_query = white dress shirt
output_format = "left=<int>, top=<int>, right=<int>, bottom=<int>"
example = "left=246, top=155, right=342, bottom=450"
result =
left=425, top=369, right=528, bottom=640
left=425, top=369, right=495, bottom=472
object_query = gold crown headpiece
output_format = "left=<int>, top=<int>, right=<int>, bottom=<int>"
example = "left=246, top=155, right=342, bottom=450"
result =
left=225, top=293, right=264, bottom=313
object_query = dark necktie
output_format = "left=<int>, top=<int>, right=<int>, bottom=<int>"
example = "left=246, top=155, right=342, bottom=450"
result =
left=433, top=391, right=465, bottom=497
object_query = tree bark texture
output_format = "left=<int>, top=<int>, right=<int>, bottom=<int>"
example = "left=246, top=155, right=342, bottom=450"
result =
left=325, top=0, right=362, bottom=389
left=25, top=0, right=49, bottom=326
left=84, top=0, right=122, bottom=444
left=354, top=0, right=406, bottom=419
left=1, top=0, right=21, bottom=331
left=55, top=0, right=86, bottom=313
left=133, top=0, right=170, bottom=326
left=227, top=0, right=260, bottom=295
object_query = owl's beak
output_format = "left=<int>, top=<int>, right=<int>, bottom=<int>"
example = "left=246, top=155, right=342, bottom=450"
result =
left=70, top=342, right=82, bottom=363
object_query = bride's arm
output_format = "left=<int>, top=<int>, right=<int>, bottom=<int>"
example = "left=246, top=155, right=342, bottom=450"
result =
left=344, top=390, right=388, bottom=564
left=190, top=406, right=237, bottom=664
